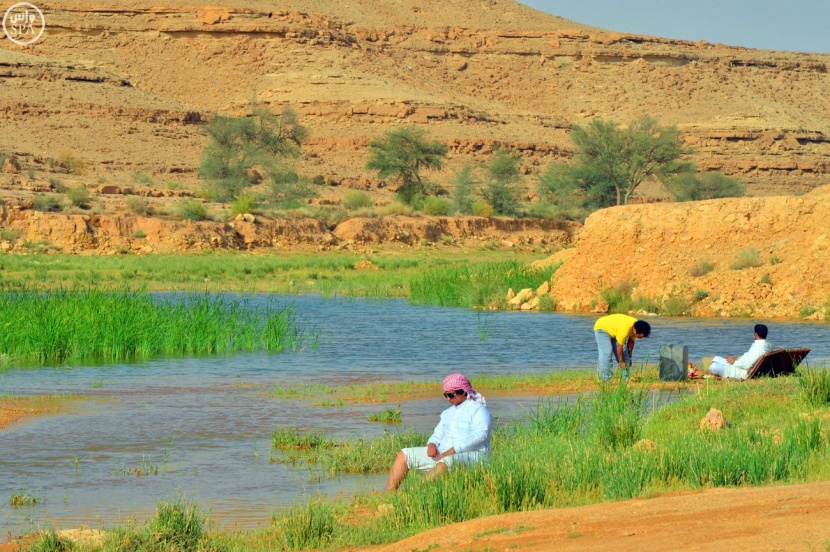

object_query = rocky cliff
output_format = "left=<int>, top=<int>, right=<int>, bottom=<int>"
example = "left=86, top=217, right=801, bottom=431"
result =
left=1, top=0, right=829, bottom=206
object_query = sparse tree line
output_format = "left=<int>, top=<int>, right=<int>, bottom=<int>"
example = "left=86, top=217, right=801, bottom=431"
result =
left=198, top=107, right=745, bottom=222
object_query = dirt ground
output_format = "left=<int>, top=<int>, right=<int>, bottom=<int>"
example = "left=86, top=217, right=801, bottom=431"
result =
left=367, top=481, right=830, bottom=552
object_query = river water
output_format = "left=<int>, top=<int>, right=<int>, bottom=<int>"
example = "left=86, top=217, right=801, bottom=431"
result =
left=0, top=294, right=827, bottom=539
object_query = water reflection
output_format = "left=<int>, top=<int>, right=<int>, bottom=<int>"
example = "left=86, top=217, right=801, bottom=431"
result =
left=0, top=294, right=826, bottom=539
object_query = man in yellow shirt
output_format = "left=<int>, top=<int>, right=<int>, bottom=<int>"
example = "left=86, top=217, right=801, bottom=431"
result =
left=593, top=313, right=651, bottom=381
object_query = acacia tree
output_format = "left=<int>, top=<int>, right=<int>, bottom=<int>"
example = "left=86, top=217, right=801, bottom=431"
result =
left=480, top=149, right=523, bottom=216
left=570, top=115, right=693, bottom=205
left=199, top=107, right=308, bottom=202
left=366, top=127, right=448, bottom=206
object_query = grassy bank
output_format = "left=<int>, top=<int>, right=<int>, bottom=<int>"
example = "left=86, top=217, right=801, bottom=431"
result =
left=25, top=372, right=830, bottom=551
left=0, top=287, right=315, bottom=365
left=409, top=260, right=559, bottom=309
left=0, top=249, right=549, bottom=299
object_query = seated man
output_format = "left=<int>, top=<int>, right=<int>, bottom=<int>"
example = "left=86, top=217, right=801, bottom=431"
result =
left=385, top=373, right=492, bottom=491
left=709, top=324, right=775, bottom=380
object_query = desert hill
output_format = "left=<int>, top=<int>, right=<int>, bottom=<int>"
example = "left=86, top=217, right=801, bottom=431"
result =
left=2, top=1, right=830, bottom=319
left=1, top=0, right=829, bottom=205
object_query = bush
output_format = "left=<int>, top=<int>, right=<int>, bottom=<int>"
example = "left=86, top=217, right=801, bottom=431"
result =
left=480, top=150, right=523, bottom=216
left=693, top=289, right=709, bottom=302
left=48, top=177, right=67, bottom=193
left=450, top=164, right=477, bottom=214
left=375, top=202, right=414, bottom=217
left=231, top=192, right=258, bottom=216
left=124, top=196, right=152, bottom=216
left=178, top=199, right=209, bottom=221
left=342, top=190, right=373, bottom=210
left=667, top=171, right=745, bottom=202
left=730, top=247, right=763, bottom=270
left=471, top=200, right=493, bottom=217
left=688, top=260, right=715, bottom=277
left=0, top=227, right=21, bottom=241
left=31, top=194, right=64, bottom=212
left=423, top=197, right=452, bottom=216
left=132, top=171, right=154, bottom=185
left=66, top=186, right=91, bottom=208
left=57, top=151, right=87, bottom=175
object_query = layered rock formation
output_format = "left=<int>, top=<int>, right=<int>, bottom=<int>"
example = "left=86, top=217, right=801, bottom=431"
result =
left=1, top=0, right=829, bottom=204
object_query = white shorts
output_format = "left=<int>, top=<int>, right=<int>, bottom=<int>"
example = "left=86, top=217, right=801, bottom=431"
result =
left=402, top=447, right=487, bottom=471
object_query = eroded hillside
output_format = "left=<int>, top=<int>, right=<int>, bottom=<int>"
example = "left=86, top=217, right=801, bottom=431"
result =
left=539, top=185, right=830, bottom=320
left=2, top=0, right=830, bottom=206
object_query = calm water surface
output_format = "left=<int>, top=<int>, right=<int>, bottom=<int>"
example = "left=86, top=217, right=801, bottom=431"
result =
left=0, top=294, right=827, bottom=539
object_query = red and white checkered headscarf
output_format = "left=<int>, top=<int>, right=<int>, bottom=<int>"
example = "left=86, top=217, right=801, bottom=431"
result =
left=442, top=373, right=485, bottom=405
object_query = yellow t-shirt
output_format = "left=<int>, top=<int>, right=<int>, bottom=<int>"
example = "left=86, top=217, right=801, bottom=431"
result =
left=593, top=314, right=637, bottom=344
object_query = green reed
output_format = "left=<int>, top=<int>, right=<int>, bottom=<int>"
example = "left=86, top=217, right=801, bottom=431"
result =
left=409, top=261, right=560, bottom=308
left=799, top=366, right=830, bottom=406
left=0, top=286, right=315, bottom=365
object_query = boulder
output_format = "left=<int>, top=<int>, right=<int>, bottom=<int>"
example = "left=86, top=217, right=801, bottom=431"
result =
left=700, top=408, right=726, bottom=431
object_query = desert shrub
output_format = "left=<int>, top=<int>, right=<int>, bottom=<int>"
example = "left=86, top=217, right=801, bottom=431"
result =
left=730, top=247, right=763, bottom=270
left=178, top=199, right=209, bottom=221
left=0, top=227, right=21, bottom=241
left=450, top=164, right=477, bottom=214
left=536, top=162, right=605, bottom=219
left=342, top=190, right=373, bottom=210
left=769, top=254, right=783, bottom=265
left=124, top=196, right=152, bottom=216
left=231, top=193, right=258, bottom=216
left=600, top=281, right=635, bottom=313
left=688, top=260, right=715, bottom=277
left=471, top=200, right=493, bottom=217
left=423, top=197, right=452, bottom=216
left=57, top=151, right=87, bottom=175
left=132, top=171, right=154, bottom=185
left=662, top=295, right=692, bottom=316
left=375, top=202, right=414, bottom=217
left=693, top=289, right=709, bottom=302
left=269, top=165, right=318, bottom=208
left=760, top=273, right=772, bottom=285
left=166, top=180, right=181, bottom=190
left=66, top=186, right=91, bottom=208
left=31, top=194, right=64, bottom=212
left=667, top=171, right=745, bottom=202
left=480, top=149, right=523, bottom=216
left=48, top=177, right=67, bottom=193
left=132, top=229, right=147, bottom=239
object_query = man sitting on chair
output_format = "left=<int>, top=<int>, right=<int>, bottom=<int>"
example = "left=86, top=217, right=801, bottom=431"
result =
left=709, top=324, right=775, bottom=380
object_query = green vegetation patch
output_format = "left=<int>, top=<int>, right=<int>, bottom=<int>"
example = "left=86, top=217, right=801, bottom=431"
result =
left=0, top=286, right=316, bottom=365
left=409, top=260, right=560, bottom=308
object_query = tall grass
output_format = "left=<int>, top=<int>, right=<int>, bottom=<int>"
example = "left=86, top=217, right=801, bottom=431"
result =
left=799, top=366, right=830, bottom=406
left=0, top=286, right=315, bottom=365
left=409, top=261, right=559, bottom=308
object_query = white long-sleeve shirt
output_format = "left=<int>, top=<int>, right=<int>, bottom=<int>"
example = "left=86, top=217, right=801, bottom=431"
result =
left=428, top=398, right=492, bottom=455
left=733, top=338, right=776, bottom=370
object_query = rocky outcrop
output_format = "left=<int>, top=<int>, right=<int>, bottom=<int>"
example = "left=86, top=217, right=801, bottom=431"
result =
left=0, top=209, right=576, bottom=254
left=538, top=186, right=830, bottom=320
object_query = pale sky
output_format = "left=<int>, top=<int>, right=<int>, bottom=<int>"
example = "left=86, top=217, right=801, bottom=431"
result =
left=519, top=0, right=830, bottom=54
